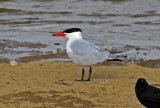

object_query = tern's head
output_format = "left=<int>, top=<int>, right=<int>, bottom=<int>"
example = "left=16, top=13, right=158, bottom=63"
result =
left=52, top=28, right=82, bottom=39
left=135, top=78, right=149, bottom=89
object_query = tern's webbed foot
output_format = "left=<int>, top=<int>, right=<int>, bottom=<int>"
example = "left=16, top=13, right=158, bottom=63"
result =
left=86, top=79, right=90, bottom=81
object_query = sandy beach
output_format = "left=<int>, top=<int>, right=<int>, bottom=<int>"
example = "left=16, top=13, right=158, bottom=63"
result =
left=0, top=61, right=160, bottom=108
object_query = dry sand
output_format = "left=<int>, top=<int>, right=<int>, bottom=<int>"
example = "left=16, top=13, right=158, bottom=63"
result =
left=0, top=61, right=160, bottom=108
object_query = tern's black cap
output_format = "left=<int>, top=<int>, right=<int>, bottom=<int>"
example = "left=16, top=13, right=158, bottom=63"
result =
left=63, top=28, right=82, bottom=33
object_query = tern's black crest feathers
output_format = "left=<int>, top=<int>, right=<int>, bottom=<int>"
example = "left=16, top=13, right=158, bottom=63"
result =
left=63, top=28, right=82, bottom=33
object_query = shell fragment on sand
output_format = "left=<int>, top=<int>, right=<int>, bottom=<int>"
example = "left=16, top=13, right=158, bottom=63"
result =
left=10, top=61, right=18, bottom=66
left=100, top=80, right=108, bottom=84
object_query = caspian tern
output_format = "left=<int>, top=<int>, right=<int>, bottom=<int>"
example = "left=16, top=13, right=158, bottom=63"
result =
left=52, top=28, right=110, bottom=81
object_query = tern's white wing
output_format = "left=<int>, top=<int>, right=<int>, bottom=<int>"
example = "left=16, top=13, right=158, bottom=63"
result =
left=67, top=39, right=109, bottom=66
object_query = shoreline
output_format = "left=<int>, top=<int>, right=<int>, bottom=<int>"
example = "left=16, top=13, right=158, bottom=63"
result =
left=1, top=38, right=160, bottom=65
left=1, top=55, right=160, bottom=68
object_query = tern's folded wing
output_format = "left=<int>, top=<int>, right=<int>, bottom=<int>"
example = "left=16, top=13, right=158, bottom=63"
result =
left=69, top=39, right=109, bottom=65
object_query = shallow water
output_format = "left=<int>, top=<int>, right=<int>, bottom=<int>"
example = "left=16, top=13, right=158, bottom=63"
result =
left=0, top=0, right=160, bottom=61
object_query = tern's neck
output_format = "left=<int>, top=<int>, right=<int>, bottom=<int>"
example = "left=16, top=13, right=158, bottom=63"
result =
left=66, top=32, right=83, bottom=40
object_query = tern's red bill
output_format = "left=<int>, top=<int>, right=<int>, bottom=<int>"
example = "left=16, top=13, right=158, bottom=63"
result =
left=52, top=32, right=66, bottom=36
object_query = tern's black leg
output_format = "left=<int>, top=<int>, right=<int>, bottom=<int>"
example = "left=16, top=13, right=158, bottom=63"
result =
left=81, top=68, right=85, bottom=81
left=87, top=66, right=92, bottom=81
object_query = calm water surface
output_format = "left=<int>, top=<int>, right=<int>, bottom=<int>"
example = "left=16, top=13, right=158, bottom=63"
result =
left=0, top=0, right=160, bottom=60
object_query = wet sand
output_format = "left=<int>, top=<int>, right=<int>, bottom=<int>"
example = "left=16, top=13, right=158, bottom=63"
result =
left=0, top=61, right=160, bottom=108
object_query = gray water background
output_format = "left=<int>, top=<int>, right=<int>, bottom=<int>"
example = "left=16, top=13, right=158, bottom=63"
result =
left=0, top=0, right=160, bottom=60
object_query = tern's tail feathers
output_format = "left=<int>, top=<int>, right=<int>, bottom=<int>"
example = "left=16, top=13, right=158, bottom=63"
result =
left=108, top=50, right=135, bottom=59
